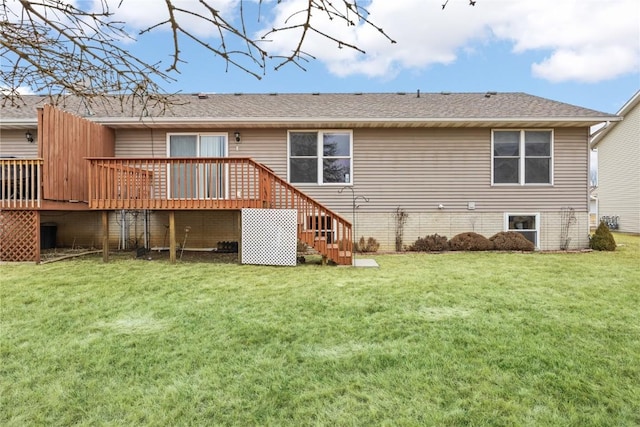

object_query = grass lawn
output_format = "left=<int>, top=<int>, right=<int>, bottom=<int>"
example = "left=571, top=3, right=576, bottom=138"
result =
left=1, top=233, right=639, bottom=426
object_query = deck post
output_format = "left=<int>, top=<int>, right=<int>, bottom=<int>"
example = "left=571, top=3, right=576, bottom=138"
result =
left=259, top=169, right=271, bottom=208
left=102, top=211, right=109, bottom=262
left=169, top=211, right=176, bottom=263
left=35, top=211, right=41, bottom=264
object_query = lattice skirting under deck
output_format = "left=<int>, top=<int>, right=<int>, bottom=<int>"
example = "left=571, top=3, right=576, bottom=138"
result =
left=0, top=210, right=39, bottom=262
left=241, top=209, right=297, bottom=266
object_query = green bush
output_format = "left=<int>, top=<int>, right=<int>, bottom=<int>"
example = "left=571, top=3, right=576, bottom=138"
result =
left=590, top=221, right=616, bottom=251
left=408, top=234, right=449, bottom=252
left=449, top=232, right=494, bottom=251
left=490, top=231, right=535, bottom=251
left=354, top=236, right=380, bottom=253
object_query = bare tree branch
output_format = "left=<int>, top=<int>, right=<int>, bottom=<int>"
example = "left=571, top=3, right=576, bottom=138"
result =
left=0, top=0, right=477, bottom=109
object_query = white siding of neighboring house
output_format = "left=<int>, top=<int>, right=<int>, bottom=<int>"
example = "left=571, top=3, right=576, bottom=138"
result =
left=596, top=98, right=640, bottom=234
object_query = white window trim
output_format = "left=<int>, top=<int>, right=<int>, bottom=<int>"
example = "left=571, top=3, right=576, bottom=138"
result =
left=491, top=129, right=554, bottom=186
left=287, top=130, right=353, bottom=186
left=166, top=132, right=229, bottom=199
left=166, top=132, right=229, bottom=157
left=504, top=212, right=540, bottom=249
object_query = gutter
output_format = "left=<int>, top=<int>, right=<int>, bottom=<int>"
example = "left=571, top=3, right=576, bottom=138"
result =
left=0, top=119, right=38, bottom=128
left=94, top=115, right=621, bottom=128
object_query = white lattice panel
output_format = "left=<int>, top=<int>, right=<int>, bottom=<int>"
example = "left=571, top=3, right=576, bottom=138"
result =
left=241, top=209, right=297, bottom=266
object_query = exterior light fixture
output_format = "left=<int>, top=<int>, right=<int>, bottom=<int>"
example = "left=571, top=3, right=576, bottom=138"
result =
left=234, top=131, right=241, bottom=142
left=25, top=131, right=34, bottom=143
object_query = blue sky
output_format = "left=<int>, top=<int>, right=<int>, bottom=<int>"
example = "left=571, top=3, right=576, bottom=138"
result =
left=86, top=0, right=639, bottom=114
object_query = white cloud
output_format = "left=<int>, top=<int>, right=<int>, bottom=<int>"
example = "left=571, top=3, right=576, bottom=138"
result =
left=1, top=86, right=35, bottom=95
left=261, top=0, right=640, bottom=83
left=97, top=0, right=240, bottom=38
left=532, top=46, right=638, bottom=83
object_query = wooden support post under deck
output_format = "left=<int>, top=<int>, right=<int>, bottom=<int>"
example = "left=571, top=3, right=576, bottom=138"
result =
left=102, top=211, right=109, bottom=263
left=35, top=211, right=41, bottom=264
left=169, top=211, right=176, bottom=263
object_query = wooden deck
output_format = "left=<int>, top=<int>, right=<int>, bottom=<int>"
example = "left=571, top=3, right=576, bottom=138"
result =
left=1, top=157, right=353, bottom=265
left=0, top=158, right=42, bottom=209
left=87, top=157, right=353, bottom=265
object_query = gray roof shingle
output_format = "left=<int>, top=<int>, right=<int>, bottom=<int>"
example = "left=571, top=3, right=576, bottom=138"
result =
left=1, top=92, right=617, bottom=125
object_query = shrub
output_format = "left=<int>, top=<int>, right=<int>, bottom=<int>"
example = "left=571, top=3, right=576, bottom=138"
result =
left=408, top=234, right=449, bottom=252
left=355, top=236, right=380, bottom=253
left=449, top=232, right=493, bottom=251
left=490, top=231, right=535, bottom=251
left=590, top=221, right=616, bottom=251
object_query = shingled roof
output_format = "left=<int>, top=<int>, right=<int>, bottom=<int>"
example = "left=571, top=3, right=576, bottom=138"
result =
left=1, top=92, right=618, bottom=129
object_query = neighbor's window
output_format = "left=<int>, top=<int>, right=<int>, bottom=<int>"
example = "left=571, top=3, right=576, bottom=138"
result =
left=506, top=213, right=539, bottom=248
left=493, top=130, right=552, bottom=185
left=289, top=131, right=352, bottom=184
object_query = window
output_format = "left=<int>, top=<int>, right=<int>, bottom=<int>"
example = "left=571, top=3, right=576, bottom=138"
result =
left=289, top=131, right=352, bottom=184
left=506, top=213, right=539, bottom=248
left=492, top=130, right=552, bottom=185
left=168, top=133, right=227, bottom=198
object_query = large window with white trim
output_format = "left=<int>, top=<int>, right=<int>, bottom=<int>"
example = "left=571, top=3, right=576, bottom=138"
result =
left=492, top=130, right=553, bottom=185
left=288, top=131, right=352, bottom=185
left=506, top=213, right=540, bottom=248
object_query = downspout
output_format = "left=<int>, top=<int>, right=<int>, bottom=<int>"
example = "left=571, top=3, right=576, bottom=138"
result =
left=587, top=125, right=601, bottom=237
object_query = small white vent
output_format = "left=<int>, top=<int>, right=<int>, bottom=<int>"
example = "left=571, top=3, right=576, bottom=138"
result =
left=241, top=209, right=297, bottom=266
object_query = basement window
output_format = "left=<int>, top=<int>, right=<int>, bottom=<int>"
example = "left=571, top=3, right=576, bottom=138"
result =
left=506, top=213, right=540, bottom=249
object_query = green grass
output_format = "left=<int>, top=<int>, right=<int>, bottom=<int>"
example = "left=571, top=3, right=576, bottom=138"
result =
left=1, top=234, right=639, bottom=426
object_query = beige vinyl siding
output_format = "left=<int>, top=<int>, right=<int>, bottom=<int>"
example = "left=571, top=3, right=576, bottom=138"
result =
left=115, top=128, right=289, bottom=164
left=112, top=127, right=590, bottom=216
left=597, top=103, right=640, bottom=234
left=110, top=126, right=591, bottom=250
left=295, top=127, right=589, bottom=214
left=230, top=129, right=288, bottom=172
left=115, top=128, right=169, bottom=157
left=0, top=129, right=39, bottom=157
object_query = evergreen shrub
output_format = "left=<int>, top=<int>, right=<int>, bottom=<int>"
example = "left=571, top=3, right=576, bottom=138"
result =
left=589, top=221, right=617, bottom=251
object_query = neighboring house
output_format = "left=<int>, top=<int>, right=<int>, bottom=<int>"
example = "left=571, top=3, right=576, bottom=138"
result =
left=589, top=186, right=598, bottom=229
left=1, top=92, right=618, bottom=263
left=591, top=90, right=640, bottom=234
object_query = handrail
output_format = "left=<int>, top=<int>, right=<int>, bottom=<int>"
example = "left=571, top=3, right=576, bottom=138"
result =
left=252, top=161, right=353, bottom=265
left=86, top=157, right=352, bottom=264
left=0, top=158, right=42, bottom=208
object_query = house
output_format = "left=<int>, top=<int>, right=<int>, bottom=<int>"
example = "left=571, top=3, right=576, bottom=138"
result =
left=589, top=186, right=598, bottom=228
left=1, top=92, right=619, bottom=263
left=590, top=90, right=640, bottom=234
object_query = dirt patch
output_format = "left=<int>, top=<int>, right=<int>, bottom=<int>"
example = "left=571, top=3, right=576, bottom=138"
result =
left=39, top=247, right=240, bottom=264
left=142, top=249, right=239, bottom=264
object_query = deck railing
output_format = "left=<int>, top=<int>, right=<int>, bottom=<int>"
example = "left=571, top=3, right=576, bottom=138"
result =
left=87, top=157, right=352, bottom=264
left=0, top=158, right=42, bottom=208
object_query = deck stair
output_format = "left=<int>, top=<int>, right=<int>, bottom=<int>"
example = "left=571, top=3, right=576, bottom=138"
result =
left=254, top=162, right=353, bottom=265
left=84, top=157, right=353, bottom=265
